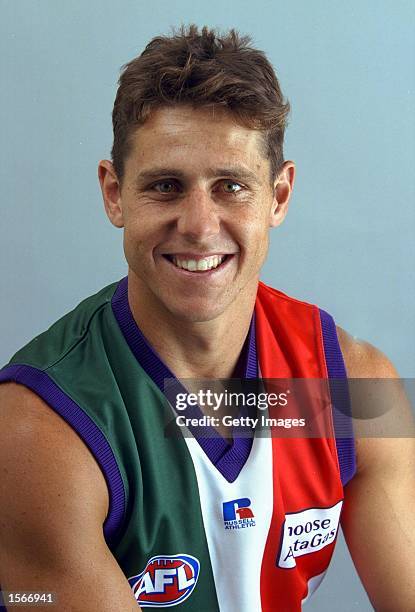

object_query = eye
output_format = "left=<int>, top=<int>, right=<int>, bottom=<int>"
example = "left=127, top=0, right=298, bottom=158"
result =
left=152, top=181, right=178, bottom=194
left=221, top=180, right=243, bottom=194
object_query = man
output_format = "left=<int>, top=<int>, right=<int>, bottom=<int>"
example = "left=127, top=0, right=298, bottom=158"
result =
left=0, top=25, right=414, bottom=612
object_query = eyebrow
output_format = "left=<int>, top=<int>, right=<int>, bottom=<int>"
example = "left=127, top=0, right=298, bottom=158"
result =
left=134, top=165, right=260, bottom=185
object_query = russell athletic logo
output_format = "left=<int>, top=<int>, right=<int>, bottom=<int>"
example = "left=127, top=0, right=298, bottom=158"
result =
left=223, top=497, right=256, bottom=530
left=277, top=500, right=343, bottom=569
left=128, top=554, right=200, bottom=607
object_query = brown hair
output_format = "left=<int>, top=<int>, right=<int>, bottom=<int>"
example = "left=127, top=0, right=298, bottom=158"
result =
left=111, top=24, right=290, bottom=183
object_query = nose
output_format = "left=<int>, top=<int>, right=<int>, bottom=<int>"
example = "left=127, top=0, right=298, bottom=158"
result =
left=176, top=189, right=221, bottom=241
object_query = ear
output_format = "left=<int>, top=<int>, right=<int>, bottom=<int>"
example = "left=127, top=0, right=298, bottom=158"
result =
left=269, top=161, right=296, bottom=228
left=98, top=160, right=124, bottom=228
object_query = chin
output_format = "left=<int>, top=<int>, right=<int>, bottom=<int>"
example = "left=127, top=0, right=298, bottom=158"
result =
left=166, top=299, right=228, bottom=323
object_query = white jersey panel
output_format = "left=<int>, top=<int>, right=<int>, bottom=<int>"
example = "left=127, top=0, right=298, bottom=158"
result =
left=183, top=433, right=274, bottom=612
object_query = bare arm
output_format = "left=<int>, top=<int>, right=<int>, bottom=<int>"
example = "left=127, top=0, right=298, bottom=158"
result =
left=337, top=328, right=415, bottom=611
left=0, top=383, right=141, bottom=611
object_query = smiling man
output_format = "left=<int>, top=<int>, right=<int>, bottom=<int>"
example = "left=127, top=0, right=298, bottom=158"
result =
left=0, top=25, right=414, bottom=612
left=99, top=103, right=292, bottom=381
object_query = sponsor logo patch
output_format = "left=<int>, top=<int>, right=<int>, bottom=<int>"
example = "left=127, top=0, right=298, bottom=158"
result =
left=223, top=497, right=256, bottom=530
left=128, top=554, right=200, bottom=607
left=277, top=500, right=343, bottom=568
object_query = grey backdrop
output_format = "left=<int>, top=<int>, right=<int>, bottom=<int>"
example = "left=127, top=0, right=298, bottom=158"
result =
left=1, top=1, right=414, bottom=610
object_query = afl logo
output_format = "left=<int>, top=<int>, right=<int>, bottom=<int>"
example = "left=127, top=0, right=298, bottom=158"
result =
left=128, top=554, right=200, bottom=607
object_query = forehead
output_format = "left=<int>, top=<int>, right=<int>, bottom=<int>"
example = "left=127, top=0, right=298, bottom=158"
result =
left=126, top=105, right=267, bottom=173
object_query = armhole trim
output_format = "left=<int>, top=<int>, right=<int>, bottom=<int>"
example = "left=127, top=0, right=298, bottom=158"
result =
left=318, top=310, right=357, bottom=486
left=0, top=364, right=126, bottom=545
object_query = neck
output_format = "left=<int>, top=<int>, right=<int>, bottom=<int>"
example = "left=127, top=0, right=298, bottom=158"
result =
left=127, top=272, right=258, bottom=379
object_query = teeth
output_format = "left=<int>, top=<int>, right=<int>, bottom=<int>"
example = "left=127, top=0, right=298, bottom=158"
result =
left=197, top=259, right=208, bottom=271
left=172, top=255, right=225, bottom=272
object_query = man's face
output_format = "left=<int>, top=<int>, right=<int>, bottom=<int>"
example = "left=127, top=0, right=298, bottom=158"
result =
left=102, top=105, right=293, bottom=323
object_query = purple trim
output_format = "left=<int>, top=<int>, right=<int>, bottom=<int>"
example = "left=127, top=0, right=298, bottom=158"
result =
left=319, top=309, right=356, bottom=486
left=111, top=276, right=257, bottom=483
left=0, top=364, right=125, bottom=544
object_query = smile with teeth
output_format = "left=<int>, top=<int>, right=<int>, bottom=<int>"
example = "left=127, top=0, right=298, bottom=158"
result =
left=169, top=254, right=227, bottom=272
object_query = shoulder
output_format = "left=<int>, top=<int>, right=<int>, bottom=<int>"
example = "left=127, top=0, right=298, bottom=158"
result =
left=7, top=280, right=119, bottom=370
left=335, top=325, right=399, bottom=378
left=335, top=326, right=415, bottom=477
left=0, top=382, right=109, bottom=528
left=0, top=383, right=140, bottom=609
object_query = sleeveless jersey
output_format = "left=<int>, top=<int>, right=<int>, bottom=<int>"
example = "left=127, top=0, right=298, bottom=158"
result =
left=0, top=277, right=355, bottom=611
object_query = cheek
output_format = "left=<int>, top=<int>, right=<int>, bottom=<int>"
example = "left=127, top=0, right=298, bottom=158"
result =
left=122, top=225, right=148, bottom=270
left=241, top=210, right=270, bottom=250
left=123, top=214, right=152, bottom=247
left=249, top=216, right=270, bottom=266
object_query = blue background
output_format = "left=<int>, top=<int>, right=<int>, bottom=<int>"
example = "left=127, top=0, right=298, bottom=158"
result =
left=1, top=1, right=414, bottom=609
